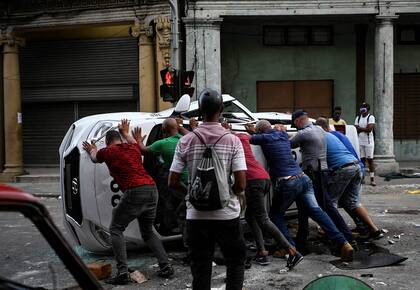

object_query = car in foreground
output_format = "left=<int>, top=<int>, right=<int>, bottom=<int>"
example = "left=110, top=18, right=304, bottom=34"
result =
left=0, top=184, right=103, bottom=290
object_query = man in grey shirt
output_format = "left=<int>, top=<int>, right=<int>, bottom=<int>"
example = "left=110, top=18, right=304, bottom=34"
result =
left=290, top=110, right=354, bottom=252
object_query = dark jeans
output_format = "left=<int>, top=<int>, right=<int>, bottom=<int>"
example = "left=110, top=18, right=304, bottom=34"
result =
left=245, top=179, right=292, bottom=251
left=109, top=185, right=169, bottom=274
left=270, top=174, right=347, bottom=248
left=297, top=170, right=353, bottom=244
left=156, top=169, right=182, bottom=234
left=186, top=218, right=246, bottom=290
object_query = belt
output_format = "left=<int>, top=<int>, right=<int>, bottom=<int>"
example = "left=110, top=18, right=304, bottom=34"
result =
left=278, top=172, right=305, bottom=181
left=332, top=161, right=358, bottom=172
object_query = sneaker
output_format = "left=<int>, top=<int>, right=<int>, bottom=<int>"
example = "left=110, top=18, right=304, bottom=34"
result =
left=370, top=181, right=377, bottom=186
left=340, top=242, right=354, bottom=262
left=286, top=252, right=303, bottom=270
left=104, top=272, right=131, bottom=285
left=158, top=264, right=174, bottom=278
left=253, top=254, right=270, bottom=266
left=369, top=230, right=384, bottom=240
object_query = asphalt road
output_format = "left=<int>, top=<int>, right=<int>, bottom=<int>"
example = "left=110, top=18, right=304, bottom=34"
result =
left=1, top=181, right=420, bottom=290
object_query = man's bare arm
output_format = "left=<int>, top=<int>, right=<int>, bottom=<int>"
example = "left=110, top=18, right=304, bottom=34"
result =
left=232, top=170, right=246, bottom=195
left=118, top=119, right=137, bottom=143
left=175, top=117, right=190, bottom=136
left=82, top=141, right=98, bottom=163
left=168, top=171, right=187, bottom=195
left=131, top=127, right=151, bottom=155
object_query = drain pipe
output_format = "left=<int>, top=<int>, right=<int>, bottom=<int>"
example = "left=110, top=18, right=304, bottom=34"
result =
left=168, top=0, right=180, bottom=70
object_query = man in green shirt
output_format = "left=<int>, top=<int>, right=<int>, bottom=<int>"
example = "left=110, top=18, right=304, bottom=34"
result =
left=133, top=118, right=189, bottom=239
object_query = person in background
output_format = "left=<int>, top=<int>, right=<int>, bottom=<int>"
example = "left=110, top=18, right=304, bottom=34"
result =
left=355, top=102, right=376, bottom=186
left=169, top=89, right=247, bottom=290
left=246, top=120, right=353, bottom=262
left=316, top=117, right=383, bottom=240
left=329, top=106, right=347, bottom=126
left=82, top=119, right=173, bottom=285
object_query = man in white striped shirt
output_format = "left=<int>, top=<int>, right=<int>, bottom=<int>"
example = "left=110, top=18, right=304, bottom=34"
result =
left=169, top=89, right=247, bottom=290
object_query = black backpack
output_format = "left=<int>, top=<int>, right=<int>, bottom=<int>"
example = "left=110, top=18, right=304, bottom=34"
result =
left=187, top=131, right=232, bottom=211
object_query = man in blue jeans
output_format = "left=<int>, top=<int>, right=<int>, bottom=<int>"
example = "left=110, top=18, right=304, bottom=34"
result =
left=246, top=120, right=353, bottom=261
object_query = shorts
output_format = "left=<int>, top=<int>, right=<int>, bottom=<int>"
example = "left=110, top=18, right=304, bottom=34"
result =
left=359, top=144, right=374, bottom=159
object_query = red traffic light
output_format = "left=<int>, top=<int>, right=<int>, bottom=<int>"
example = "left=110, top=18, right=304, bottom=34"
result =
left=181, top=71, right=195, bottom=88
left=160, top=68, right=176, bottom=86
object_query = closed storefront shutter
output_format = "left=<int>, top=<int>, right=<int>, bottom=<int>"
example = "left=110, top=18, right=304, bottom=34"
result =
left=257, top=80, right=333, bottom=118
left=394, top=73, right=420, bottom=139
left=20, top=37, right=139, bottom=166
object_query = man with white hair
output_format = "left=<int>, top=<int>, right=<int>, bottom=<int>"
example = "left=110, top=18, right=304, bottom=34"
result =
left=245, top=120, right=353, bottom=262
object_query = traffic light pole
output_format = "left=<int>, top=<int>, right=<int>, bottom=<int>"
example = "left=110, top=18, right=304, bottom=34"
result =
left=168, top=0, right=180, bottom=70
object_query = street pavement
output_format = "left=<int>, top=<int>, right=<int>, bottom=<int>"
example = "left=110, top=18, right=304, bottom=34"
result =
left=1, top=179, right=420, bottom=290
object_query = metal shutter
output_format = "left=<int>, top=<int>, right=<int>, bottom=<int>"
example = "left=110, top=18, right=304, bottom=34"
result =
left=20, top=37, right=139, bottom=166
left=394, top=73, right=420, bottom=139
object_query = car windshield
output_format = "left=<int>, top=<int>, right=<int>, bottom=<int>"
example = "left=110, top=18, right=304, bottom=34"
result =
left=181, top=101, right=254, bottom=123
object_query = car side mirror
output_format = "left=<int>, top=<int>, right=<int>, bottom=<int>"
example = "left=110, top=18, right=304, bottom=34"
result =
left=174, top=94, right=191, bottom=113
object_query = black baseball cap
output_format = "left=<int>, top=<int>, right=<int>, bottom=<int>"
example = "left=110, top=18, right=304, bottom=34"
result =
left=291, top=109, right=307, bottom=126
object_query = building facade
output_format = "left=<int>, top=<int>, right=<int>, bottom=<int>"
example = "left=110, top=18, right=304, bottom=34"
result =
left=184, top=0, right=420, bottom=173
left=0, top=0, right=174, bottom=180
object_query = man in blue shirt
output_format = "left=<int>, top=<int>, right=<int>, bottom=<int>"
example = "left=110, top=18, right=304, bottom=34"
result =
left=246, top=120, right=354, bottom=262
left=316, top=117, right=383, bottom=240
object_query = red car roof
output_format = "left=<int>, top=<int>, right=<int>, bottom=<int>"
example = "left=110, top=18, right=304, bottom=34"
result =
left=0, top=184, right=39, bottom=204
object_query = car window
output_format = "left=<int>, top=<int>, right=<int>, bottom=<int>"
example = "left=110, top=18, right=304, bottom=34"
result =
left=181, top=101, right=254, bottom=123
left=0, top=210, right=81, bottom=290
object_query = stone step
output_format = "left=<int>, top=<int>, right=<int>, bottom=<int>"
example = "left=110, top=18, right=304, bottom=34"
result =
left=15, top=174, right=60, bottom=183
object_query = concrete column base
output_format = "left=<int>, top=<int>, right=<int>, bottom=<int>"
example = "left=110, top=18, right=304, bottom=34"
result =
left=0, top=165, right=25, bottom=182
left=374, top=155, right=400, bottom=175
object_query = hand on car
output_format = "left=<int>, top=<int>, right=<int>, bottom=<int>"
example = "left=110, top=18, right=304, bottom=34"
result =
left=221, top=121, right=232, bottom=131
left=118, top=119, right=130, bottom=136
left=244, top=123, right=256, bottom=134
left=189, top=118, right=198, bottom=130
left=274, top=123, right=286, bottom=131
left=132, top=127, right=147, bottom=144
left=175, top=117, right=184, bottom=127
left=82, top=140, right=97, bottom=153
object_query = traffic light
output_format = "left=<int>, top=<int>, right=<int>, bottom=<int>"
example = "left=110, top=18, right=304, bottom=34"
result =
left=160, top=67, right=178, bottom=102
left=180, top=70, right=195, bottom=97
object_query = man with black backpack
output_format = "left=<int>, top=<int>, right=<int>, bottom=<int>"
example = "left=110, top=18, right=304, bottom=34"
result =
left=355, top=102, right=376, bottom=186
left=169, top=89, right=247, bottom=290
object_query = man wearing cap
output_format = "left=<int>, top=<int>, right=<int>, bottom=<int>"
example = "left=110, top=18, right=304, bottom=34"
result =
left=290, top=110, right=354, bottom=250
left=355, top=102, right=376, bottom=186
left=246, top=120, right=353, bottom=262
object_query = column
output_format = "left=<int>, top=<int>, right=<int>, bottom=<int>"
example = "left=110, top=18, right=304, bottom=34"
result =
left=0, top=45, right=4, bottom=172
left=154, top=16, right=172, bottom=111
left=0, top=28, right=25, bottom=180
left=184, top=18, right=223, bottom=99
left=373, top=15, right=399, bottom=174
left=131, top=19, right=157, bottom=112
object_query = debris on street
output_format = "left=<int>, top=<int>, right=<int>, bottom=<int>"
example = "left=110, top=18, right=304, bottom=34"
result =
left=130, top=270, right=147, bottom=284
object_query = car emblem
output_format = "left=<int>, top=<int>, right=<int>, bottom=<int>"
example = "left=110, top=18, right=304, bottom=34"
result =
left=71, top=178, right=79, bottom=195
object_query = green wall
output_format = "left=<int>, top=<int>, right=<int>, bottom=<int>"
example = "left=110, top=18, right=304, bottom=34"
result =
left=221, top=21, right=357, bottom=122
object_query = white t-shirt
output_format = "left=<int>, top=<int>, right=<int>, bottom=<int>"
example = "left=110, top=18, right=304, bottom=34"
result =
left=354, top=114, right=375, bottom=145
